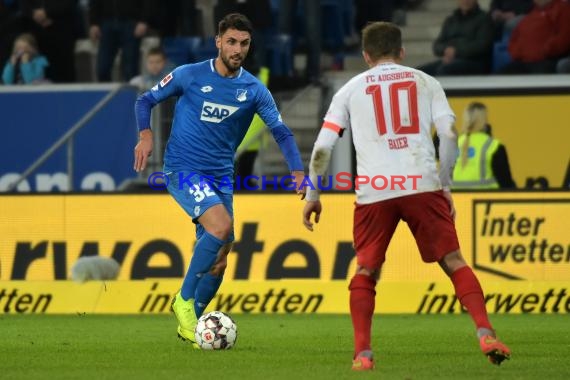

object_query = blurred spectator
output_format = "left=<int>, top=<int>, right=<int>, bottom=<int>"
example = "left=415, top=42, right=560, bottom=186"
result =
left=499, top=0, right=570, bottom=74
left=215, top=0, right=272, bottom=73
left=129, top=46, right=174, bottom=91
left=416, top=0, right=494, bottom=76
left=88, top=0, right=154, bottom=82
left=21, top=0, right=77, bottom=83
left=452, top=102, right=516, bottom=189
left=489, top=0, right=533, bottom=39
left=0, top=0, right=24, bottom=71
left=2, top=32, right=48, bottom=84
left=279, top=0, right=321, bottom=82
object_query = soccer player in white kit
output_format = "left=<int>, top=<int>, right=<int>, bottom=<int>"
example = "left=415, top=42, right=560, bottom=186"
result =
left=302, top=22, right=511, bottom=371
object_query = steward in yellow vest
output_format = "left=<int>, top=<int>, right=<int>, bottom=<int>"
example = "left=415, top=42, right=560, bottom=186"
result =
left=453, top=132, right=500, bottom=188
left=452, top=102, right=516, bottom=189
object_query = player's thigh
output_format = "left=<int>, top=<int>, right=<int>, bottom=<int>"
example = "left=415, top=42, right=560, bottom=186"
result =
left=353, top=200, right=400, bottom=270
left=195, top=191, right=235, bottom=243
left=400, top=191, right=460, bottom=263
left=167, top=171, right=228, bottom=232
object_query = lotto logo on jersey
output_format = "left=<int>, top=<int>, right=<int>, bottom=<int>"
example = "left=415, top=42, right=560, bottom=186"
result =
left=200, top=101, right=239, bottom=123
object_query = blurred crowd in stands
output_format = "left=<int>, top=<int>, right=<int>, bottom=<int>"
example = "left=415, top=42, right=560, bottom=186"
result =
left=419, top=0, right=570, bottom=75
left=1, top=0, right=569, bottom=87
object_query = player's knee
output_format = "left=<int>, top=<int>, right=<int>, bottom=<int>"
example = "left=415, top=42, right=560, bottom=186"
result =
left=355, top=262, right=382, bottom=280
left=349, top=273, right=377, bottom=291
left=439, top=250, right=467, bottom=275
left=209, top=220, right=232, bottom=241
left=220, top=243, right=233, bottom=255
left=350, top=265, right=378, bottom=291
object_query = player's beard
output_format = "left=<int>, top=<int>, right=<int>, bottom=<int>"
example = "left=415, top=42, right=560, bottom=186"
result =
left=221, top=52, right=244, bottom=75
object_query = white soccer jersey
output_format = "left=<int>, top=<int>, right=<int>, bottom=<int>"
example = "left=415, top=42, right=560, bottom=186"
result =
left=323, top=62, right=455, bottom=203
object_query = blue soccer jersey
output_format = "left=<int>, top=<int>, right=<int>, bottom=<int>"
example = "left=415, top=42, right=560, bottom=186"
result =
left=148, top=59, right=284, bottom=180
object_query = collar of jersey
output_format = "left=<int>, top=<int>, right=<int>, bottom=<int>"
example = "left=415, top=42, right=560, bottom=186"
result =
left=210, top=59, right=243, bottom=79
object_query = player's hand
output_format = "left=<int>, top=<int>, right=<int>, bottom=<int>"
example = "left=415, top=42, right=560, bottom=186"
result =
left=303, top=200, right=322, bottom=231
left=291, top=170, right=306, bottom=200
left=134, top=129, right=153, bottom=172
left=442, top=188, right=456, bottom=221
left=443, top=46, right=456, bottom=64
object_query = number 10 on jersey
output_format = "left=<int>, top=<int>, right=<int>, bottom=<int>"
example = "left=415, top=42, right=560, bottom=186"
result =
left=366, top=81, right=419, bottom=136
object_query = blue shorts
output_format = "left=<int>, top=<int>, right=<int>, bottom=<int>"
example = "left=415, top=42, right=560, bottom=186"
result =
left=166, top=171, right=234, bottom=243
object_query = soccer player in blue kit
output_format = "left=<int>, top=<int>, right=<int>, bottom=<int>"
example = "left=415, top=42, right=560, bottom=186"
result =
left=133, top=13, right=305, bottom=345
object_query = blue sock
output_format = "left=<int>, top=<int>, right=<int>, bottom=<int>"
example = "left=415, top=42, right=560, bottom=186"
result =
left=180, top=231, right=224, bottom=301
left=194, top=272, right=224, bottom=317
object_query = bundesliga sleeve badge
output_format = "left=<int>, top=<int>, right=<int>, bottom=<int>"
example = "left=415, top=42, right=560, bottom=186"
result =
left=160, top=72, right=173, bottom=87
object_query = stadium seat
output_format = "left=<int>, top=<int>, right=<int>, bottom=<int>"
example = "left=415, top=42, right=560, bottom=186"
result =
left=192, top=37, right=219, bottom=63
left=264, top=33, right=294, bottom=76
left=162, top=37, right=202, bottom=66
left=320, top=0, right=346, bottom=49
left=492, top=35, right=512, bottom=73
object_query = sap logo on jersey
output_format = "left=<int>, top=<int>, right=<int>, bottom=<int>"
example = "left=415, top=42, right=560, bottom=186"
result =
left=200, top=101, right=239, bottom=123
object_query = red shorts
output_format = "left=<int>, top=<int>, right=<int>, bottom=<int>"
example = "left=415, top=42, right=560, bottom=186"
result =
left=353, top=191, right=460, bottom=269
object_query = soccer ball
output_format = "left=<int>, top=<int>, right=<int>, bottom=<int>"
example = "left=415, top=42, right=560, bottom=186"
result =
left=194, top=311, right=238, bottom=350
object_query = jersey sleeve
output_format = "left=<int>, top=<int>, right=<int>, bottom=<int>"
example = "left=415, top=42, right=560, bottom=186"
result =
left=323, top=85, right=350, bottom=135
left=254, top=85, right=283, bottom=129
left=429, top=77, right=455, bottom=122
left=148, top=65, right=188, bottom=102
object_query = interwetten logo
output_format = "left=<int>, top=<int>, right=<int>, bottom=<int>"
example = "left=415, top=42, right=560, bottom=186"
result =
left=147, top=172, right=422, bottom=191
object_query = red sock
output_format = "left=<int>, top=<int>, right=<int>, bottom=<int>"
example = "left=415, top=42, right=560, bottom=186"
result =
left=450, top=266, right=493, bottom=330
left=349, top=274, right=376, bottom=357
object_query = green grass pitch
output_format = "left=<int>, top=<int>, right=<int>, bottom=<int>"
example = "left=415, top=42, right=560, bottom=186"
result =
left=1, top=314, right=568, bottom=379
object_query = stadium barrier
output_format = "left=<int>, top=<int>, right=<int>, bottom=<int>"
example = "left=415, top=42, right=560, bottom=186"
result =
left=1, top=192, right=568, bottom=282
left=0, top=84, right=138, bottom=192
left=0, top=192, right=568, bottom=314
left=0, top=280, right=569, bottom=315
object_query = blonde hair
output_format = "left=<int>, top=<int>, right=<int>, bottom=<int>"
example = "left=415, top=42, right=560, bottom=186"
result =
left=460, top=102, right=488, bottom=168
left=12, top=33, right=39, bottom=55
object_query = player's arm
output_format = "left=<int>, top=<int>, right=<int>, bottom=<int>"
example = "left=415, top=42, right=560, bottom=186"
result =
left=303, top=88, right=348, bottom=231
left=434, top=114, right=458, bottom=190
left=430, top=79, right=458, bottom=189
left=302, top=123, right=343, bottom=231
left=305, top=89, right=348, bottom=203
left=434, top=112, right=458, bottom=220
left=431, top=80, right=458, bottom=218
left=305, top=123, right=342, bottom=202
left=133, top=66, right=185, bottom=172
left=255, top=87, right=305, bottom=194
